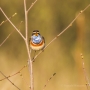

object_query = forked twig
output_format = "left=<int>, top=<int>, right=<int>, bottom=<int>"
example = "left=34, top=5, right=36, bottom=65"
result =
left=0, top=65, right=27, bottom=81
left=0, top=71, right=21, bottom=90
left=43, top=73, right=56, bottom=90
left=33, top=4, right=90, bottom=62
left=80, top=53, right=90, bottom=90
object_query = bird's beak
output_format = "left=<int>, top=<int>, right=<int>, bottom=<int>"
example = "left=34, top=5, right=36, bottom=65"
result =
left=35, top=33, right=38, bottom=36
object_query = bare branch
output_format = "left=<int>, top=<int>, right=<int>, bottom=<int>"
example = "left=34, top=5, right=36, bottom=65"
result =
left=0, top=13, right=17, bottom=26
left=80, top=53, right=90, bottom=90
left=0, top=21, right=24, bottom=47
left=27, top=0, right=37, bottom=13
left=0, top=71, right=21, bottom=90
left=24, top=0, right=34, bottom=90
left=24, top=0, right=31, bottom=59
left=0, top=7, right=26, bottom=41
left=43, top=73, right=56, bottom=90
left=0, top=65, right=27, bottom=81
left=33, top=4, right=90, bottom=62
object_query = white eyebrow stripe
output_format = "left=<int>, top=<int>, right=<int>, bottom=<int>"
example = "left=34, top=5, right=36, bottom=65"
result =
left=33, top=32, right=39, bottom=33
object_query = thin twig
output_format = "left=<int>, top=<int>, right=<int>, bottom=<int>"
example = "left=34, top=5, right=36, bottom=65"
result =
left=24, top=0, right=34, bottom=90
left=80, top=53, right=90, bottom=90
left=27, top=0, right=37, bottom=13
left=33, top=4, right=90, bottom=62
left=43, top=73, right=56, bottom=90
left=0, top=7, right=26, bottom=41
left=0, top=21, right=24, bottom=47
left=0, top=71, right=21, bottom=90
left=20, top=72, right=30, bottom=89
left=0, top=13, right=17, bottom=26
left=0, top=65, right=27, bottom=81
left=0, top=31, right=13, bottom=47
left=18, top=21, right=23, bottom=32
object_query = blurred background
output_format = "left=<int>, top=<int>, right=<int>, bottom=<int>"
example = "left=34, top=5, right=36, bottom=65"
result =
left=0, top=0, right=90, bottom=90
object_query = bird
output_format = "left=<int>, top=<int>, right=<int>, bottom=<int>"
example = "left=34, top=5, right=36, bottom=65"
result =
left=29, top=30, right=45, bottom=51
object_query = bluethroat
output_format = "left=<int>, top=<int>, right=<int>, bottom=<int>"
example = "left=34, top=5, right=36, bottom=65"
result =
left=29, top=30, right=45, bottom=51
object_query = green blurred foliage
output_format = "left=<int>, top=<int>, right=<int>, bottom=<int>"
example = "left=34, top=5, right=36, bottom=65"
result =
left=0, top=0, right=90, bottom=90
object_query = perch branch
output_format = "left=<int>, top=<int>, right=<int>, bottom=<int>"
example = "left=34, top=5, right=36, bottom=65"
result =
left=33, top=4, right=90, bottom=62
left=24, top=0, right=34, bottom=90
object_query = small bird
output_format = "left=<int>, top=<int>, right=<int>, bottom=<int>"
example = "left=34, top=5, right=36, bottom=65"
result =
left=29, top=30, right=45, bottom=51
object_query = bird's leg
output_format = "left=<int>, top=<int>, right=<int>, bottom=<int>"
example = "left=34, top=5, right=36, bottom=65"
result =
left=32, top=50, right=36, bottom=61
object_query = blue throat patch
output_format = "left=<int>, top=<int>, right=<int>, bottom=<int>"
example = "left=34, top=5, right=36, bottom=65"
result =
left=32, top=35, right=42, bottom=44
